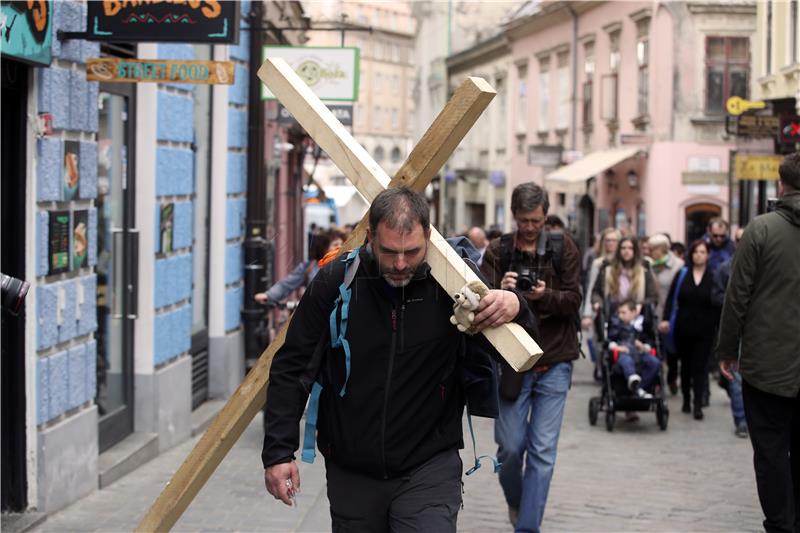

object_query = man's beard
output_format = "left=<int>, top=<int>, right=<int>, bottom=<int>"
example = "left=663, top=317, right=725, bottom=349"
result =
left=382, top=270, right=413, bottom=288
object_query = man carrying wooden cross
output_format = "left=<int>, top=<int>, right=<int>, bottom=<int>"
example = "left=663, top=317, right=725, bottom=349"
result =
left=262, top=187, right=538, bottom=531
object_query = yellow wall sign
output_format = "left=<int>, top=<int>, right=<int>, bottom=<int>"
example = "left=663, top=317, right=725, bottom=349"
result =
left=726, top=96, right=766, bottom=116
left=86, top=58, right=234, bottom=85
left=734, top=154, right=783, bottom=181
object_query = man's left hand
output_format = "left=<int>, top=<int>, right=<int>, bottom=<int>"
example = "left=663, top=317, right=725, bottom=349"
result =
left=472, top=289, right=520, bottom=331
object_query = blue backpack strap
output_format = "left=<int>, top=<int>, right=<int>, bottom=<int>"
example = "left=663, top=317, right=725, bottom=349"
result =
left=329, top=248, right=360, bottom=397
left=302, top=248, right=361, bottom=465
left=301, top=382, right=323, bottom=463
left=464, top=412, right=501, bottom=476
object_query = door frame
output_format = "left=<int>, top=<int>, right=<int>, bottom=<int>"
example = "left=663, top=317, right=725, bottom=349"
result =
left=97, top=81, right=138, bottom=453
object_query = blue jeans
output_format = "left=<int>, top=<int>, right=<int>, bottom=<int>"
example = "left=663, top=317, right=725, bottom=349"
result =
left=617, top=352, right=661, bottom=390
left=495, top=361, right=573, bottom=533
left=729, top=371, right=745, bottom=426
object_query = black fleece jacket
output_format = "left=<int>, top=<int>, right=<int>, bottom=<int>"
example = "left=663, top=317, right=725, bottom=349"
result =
left=261, top=247, right=536, bottom=479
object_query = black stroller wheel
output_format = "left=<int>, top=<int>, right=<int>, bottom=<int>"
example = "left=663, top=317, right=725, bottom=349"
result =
left=657, top=400, right=669, bottom=430
left=588, top=398, right=600, bottom=426
left=605, top=410, right=615, bottom=432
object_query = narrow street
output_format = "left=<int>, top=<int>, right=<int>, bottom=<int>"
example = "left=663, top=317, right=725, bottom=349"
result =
left=35, top=357, right=761, bottom=532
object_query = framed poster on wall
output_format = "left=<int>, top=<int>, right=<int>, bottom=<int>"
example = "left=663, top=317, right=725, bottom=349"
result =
left=64, top=141, right=80, bottom=201
left=160, top=203, right=174, bottom=254
left=49, top=211, right=70, bottom=275
left=72, top=210, right=88, bottom=271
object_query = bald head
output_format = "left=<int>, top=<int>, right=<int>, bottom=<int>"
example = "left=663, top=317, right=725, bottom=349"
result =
left=467, top=227, right=488, bottom=249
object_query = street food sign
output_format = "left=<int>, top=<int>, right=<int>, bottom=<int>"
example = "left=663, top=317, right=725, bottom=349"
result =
left=0, top=0, right=53, bottom=66
left=86, top=0, right=239, bottom=44
left=87, top=58, right=234, bottom=84
left=734, top=154, right=783, bottom=181
left=262, top=46, right=360, bottom=101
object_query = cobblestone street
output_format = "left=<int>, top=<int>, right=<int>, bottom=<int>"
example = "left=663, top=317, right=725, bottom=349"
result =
left=35, top=358, right=762, bottom=532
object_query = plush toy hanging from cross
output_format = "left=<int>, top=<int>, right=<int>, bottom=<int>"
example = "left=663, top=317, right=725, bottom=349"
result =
left=136, top=58, right=543, bottom=533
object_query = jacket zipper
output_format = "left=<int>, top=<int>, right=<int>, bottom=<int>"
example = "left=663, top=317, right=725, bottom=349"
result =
left=381, top=307, right=397, bottom=479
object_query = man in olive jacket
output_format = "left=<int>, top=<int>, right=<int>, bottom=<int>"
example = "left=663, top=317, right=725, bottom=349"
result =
left=716, top=152, right=800, bottom=533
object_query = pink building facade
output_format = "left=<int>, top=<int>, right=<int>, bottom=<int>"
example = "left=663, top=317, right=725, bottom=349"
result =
left=504, top=1, right=758, bottom=249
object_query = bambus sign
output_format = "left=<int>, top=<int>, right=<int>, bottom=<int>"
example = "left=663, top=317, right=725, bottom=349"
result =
left=87, top=58, right=234, bottom=84
left=86, top=0, right=239, bottom=44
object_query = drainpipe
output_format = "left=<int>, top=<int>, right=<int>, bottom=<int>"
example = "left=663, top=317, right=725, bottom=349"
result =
left=243, top=1, right=267, bottom=365
left=566, top=2, right=578, bottom=151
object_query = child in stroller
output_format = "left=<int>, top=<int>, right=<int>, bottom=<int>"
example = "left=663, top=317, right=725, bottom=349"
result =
left=608, top=300, right=660, bottom=400
left=588, top=299, right=669, bottom=431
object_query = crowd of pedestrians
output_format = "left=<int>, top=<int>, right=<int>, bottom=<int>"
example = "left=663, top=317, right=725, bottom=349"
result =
left=256, top=152, right=798, bottom=533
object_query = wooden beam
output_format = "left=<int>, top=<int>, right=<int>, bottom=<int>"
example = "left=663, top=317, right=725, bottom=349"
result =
left=339, top=75, right=497, bottom=252
left=258, top=58, right=542, bottom=371
left=136, top=68, right=505, bottom=533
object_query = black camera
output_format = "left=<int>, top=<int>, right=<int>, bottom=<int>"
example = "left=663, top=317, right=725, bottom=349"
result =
left=516, top=267, right=538, bottom=292
left=1, top=273, right=30, bottom=317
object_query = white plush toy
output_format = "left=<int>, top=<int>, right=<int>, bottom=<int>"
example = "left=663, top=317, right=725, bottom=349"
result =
left=450, top=281, right=490, bottom=334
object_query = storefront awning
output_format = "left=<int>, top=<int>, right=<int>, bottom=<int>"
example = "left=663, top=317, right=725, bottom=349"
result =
left=545, top=147, right=643, bottom=195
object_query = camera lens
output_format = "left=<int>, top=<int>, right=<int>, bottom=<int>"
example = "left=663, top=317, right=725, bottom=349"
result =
left=1, top=273, right=30, bottom=317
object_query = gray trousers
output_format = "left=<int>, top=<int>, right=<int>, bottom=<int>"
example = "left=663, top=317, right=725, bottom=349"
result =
left=326, top=449, right=463, bottom=533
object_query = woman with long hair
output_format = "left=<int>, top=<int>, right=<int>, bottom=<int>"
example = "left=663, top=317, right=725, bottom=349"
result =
left=591, top=236, right=658, bottom=315
left=581, top=228, right=621, bottom=329
left=659, top=239, right=719, bottom=420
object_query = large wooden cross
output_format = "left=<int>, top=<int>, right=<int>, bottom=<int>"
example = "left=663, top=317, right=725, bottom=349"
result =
left=137, top=58, right=543, bottom=532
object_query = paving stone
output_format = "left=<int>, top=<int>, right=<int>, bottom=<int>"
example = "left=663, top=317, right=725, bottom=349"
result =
left=34, top=354, right=762, bottom=532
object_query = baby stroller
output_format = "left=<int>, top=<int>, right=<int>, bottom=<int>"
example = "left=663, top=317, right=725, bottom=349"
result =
left=588, top=301, right=669, bottom=432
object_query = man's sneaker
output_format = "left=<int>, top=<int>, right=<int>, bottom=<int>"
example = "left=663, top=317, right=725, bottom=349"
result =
left=735, top=421, right=749, bottom=438
left=627, top=374, right=642, bottom=392
left=636, top=388, right=653, bottom=399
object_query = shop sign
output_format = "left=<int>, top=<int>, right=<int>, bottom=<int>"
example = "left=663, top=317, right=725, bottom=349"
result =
left=682, top=171, right=727, bottom=185
left=86, top=58, right=234, bottom=84
left=733, top=115, right=781, bottom=138
left=726, top=96, right=766, bottom=116
left=86, top=1, right=239, bottom=44
left=278, top=104, right=353, bottom=127
left=734, top=154, right=783, bottom=181
left=780, top=115, right=800, bottom=144
left=262, top=47, right=360, bottom=101
left=0, top=0, right=53, bottom=66
left=527, top=144, right=563, bottom=167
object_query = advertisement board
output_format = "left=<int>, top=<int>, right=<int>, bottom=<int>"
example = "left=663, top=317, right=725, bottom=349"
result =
left=86, top=0, right=239, bottom=44
left=87, top=58, right=234, bottom=84
left=0, top=0, right=52, bottom=66
left=262, top=46, right=360, bottom=101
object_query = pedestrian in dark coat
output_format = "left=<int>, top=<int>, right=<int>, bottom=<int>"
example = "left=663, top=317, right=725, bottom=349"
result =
left=261, top=188, right=535, bottom=532
left=660, top=239, right=719, bottom=420
left=716, top=152, right=800, bottom=533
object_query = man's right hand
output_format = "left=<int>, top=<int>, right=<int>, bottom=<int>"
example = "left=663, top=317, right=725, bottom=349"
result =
left=264, top=461, right=300, bottom=506
left=255, top=292, right=268, bottom=304
left=719, top=359, right=739, bottom=381
left=581, top=317, right=593, bottom=330
left=657, top=320, right=670, bottom=334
